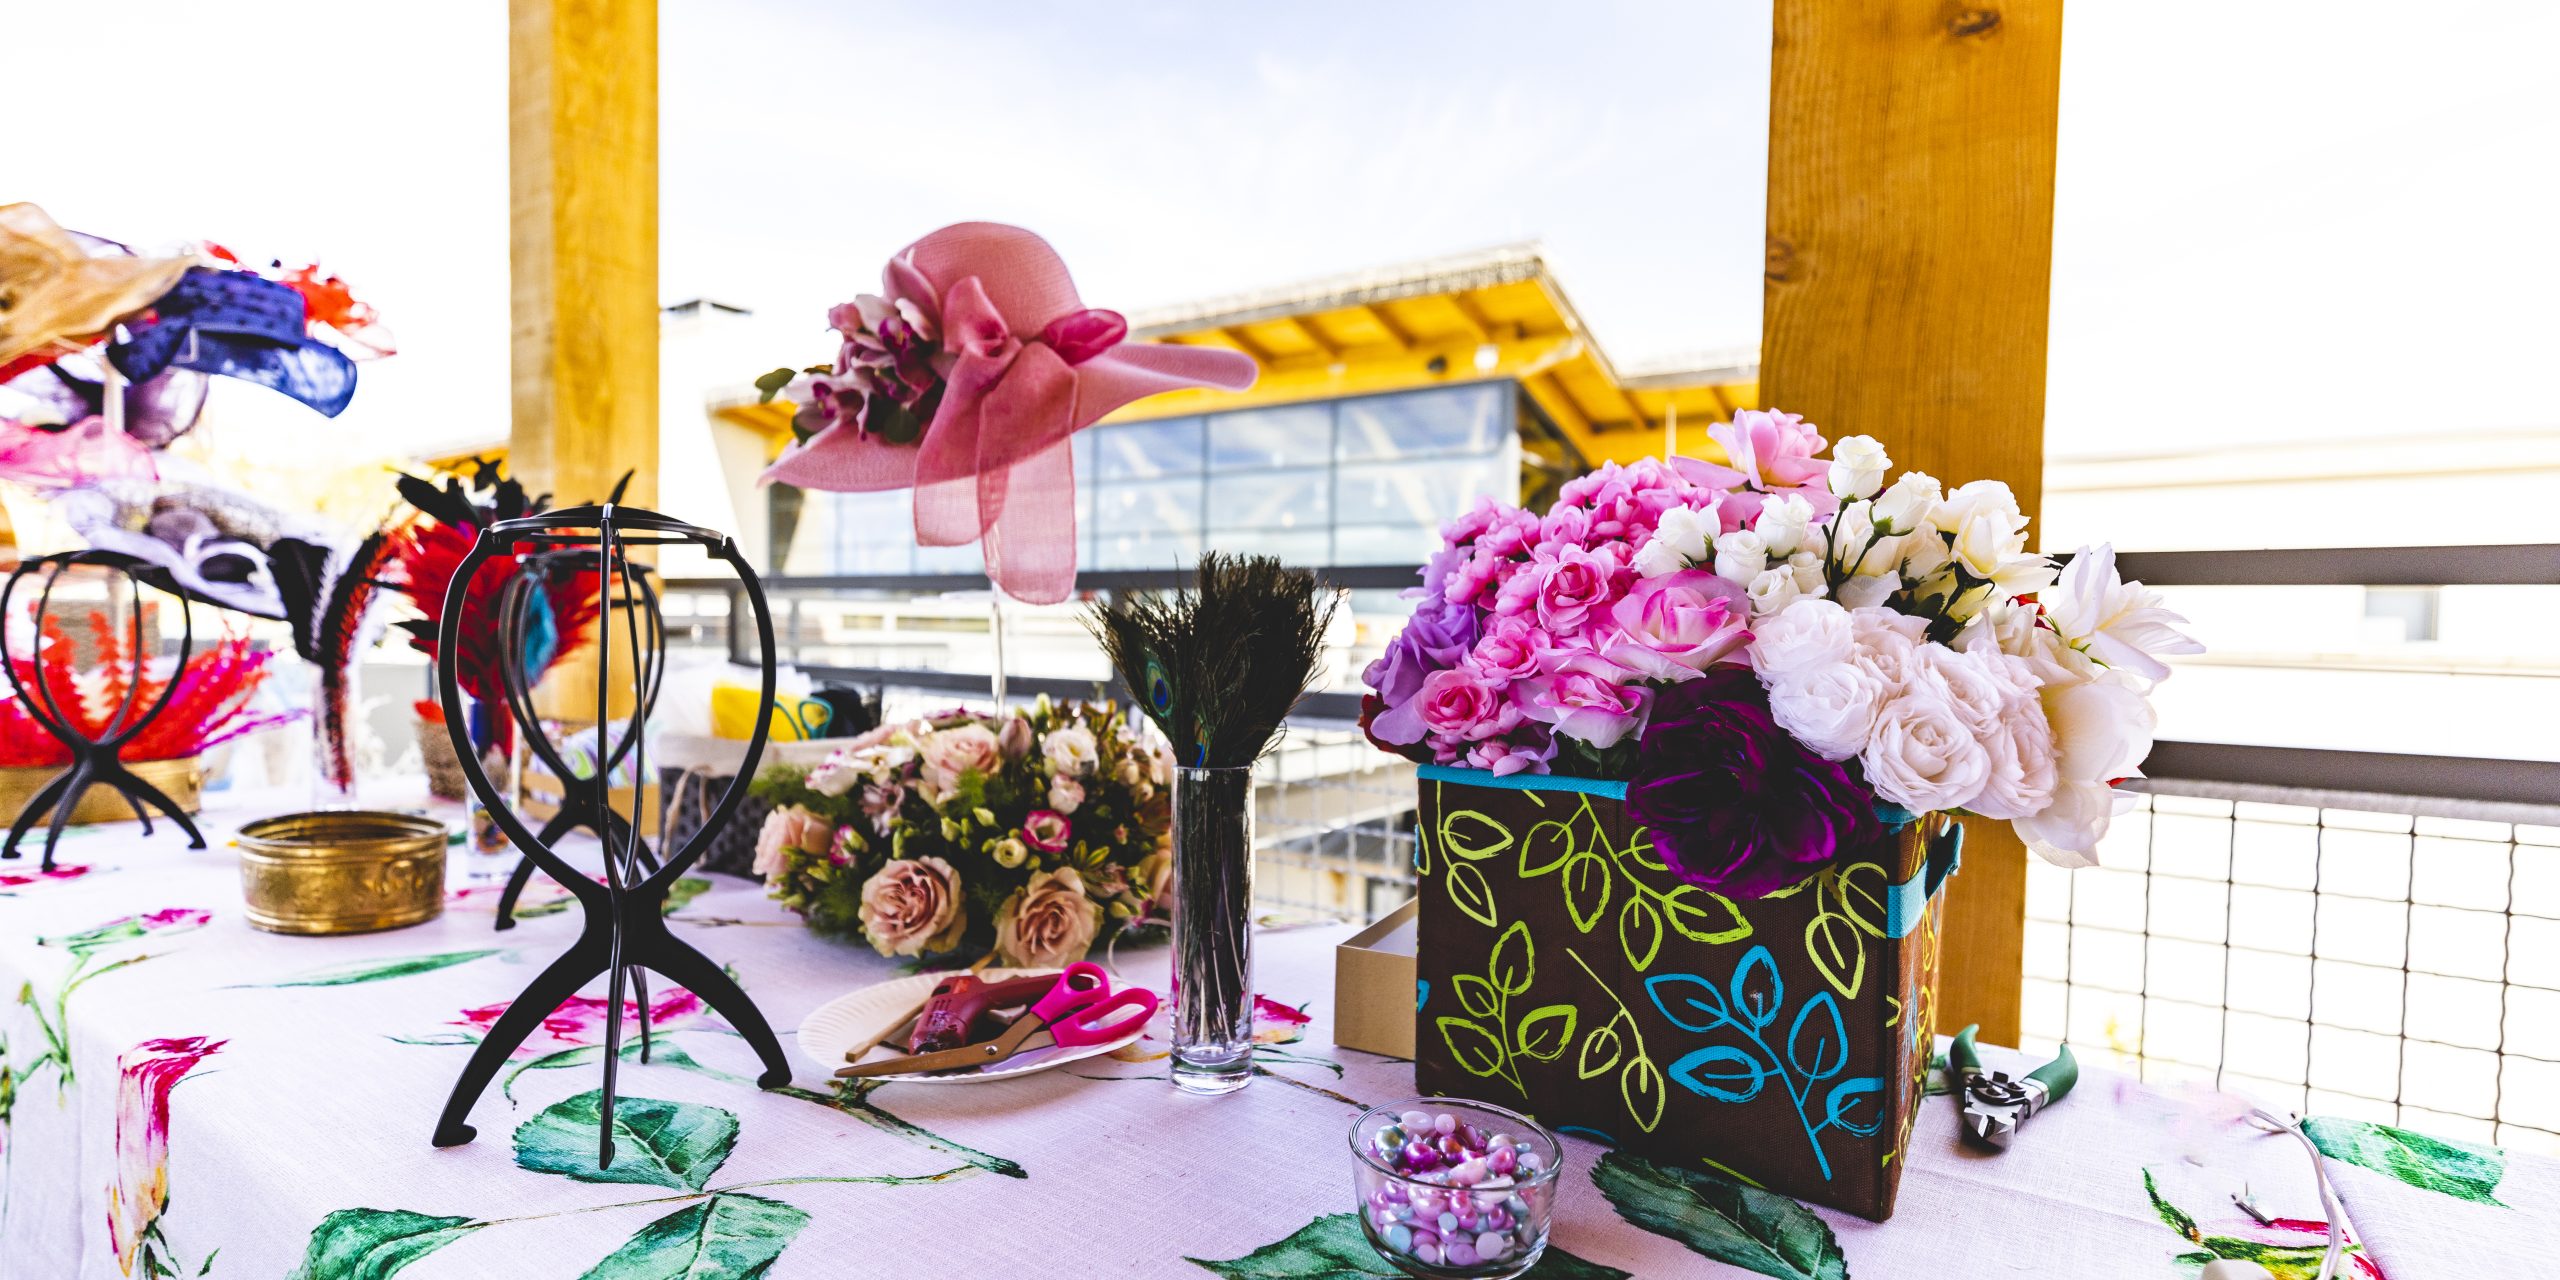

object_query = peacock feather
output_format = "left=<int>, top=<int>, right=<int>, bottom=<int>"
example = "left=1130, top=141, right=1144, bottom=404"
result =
left=1085, top=553, right=1340, bottom=769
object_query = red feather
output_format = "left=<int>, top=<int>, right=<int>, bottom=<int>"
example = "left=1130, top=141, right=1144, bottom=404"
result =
left=387, top=517, right=598, bottom=756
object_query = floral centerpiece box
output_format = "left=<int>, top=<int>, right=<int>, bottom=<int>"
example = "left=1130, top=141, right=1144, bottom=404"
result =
left=1364, top=411, right=2195, bottom=1220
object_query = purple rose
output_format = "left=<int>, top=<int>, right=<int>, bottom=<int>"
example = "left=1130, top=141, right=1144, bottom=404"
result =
left=1364, top=597, right=1483, bottom=746
left=1626, top=667, right=1884, bottom=897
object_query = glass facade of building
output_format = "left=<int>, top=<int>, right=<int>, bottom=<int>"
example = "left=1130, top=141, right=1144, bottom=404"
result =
left=785, top=381, right=1520, bottom=574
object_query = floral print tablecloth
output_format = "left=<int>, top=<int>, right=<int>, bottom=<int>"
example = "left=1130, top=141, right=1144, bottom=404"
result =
left=1, top=785, right=2552, bottom=1279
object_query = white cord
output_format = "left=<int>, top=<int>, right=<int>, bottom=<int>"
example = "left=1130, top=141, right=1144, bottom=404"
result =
left=2244, top=1109, right=2347, bottom=1280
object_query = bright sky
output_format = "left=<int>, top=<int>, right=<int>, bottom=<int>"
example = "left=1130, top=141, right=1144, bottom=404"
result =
left=10, top=1, right=2555, bottom=482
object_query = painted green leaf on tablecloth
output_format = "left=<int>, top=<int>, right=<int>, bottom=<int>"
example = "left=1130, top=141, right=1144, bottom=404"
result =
left=1186, top=1212, right=1629, bottom=1279
left=503, top=1038, right=717, bottom=1102
left=2303, top=1116, right=2506, bottom=1207
left=238, top=948, right=504, bottom=988
left=577, top=1193, right=808, bottom=1280
left=1591, top=1152, right=1847, bottom=1280
left=662, top=876, right=712, bottom=914
left=513, top=1090, right=738, bottom=1189
left=289, top=1208, right=479, bottom=1280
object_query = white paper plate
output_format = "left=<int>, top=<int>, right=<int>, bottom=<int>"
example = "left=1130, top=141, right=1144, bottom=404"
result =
left=796, top=967, right=1151, bottom=1084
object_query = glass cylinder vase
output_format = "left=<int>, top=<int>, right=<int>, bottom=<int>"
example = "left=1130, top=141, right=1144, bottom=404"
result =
left=1170, top=764, right=1256, bottom=1096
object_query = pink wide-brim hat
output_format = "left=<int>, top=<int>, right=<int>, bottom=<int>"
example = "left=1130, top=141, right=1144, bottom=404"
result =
left=761, top=223, right=1258, bottom=603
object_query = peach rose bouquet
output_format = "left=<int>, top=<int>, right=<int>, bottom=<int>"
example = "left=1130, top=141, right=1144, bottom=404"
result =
left=751, top=696, right=1172, bottom=962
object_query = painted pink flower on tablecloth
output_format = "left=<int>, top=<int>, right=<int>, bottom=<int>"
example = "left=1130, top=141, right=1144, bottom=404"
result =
left=106, top=1035, right=224, bottom=1276
left=451, top=984, right=706, bottom=1054
left=1252, top=995, right=1311, bottom=1046
left=0, top=864, right=91, bottom=891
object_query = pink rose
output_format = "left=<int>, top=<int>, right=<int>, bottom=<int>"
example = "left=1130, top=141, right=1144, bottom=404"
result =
left=1848, top=607, right=1929, bottom=691
left=857, top=857, right=966, bottom=957
left=1516, top=655, right=1653, bottom=749
left=1530, top=544, right=1622, bottom=635
left=1410, top=667, right=1523, bottom=743
left=993, top=866, right=1103, bottom=968
left=1967, top=691, right=2059, bottom=821
left=1048, top=774, right=1085, bottom=814
left=752, top=804, right=833, bottom=881
left=1860, top=683, right=1993, bottom=813
left=920, top=723, right=1002, bottom=794
left=1462, top=616, right=1551, bottom=682
left=1601, top=570, right=1752, bottom=681
left=1021, top=809, right=1073, bottom=853
left=996, top=715, right=1035, bottom=760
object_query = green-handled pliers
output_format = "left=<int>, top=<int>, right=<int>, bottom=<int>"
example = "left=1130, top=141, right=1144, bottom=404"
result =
left=1948, top=1024, right=2077, bottom=1150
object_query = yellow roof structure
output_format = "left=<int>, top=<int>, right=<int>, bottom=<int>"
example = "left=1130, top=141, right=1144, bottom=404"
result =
left=1117, top=243, right=1757, bottom=465
left=709, top=244, right=1757, bottom=473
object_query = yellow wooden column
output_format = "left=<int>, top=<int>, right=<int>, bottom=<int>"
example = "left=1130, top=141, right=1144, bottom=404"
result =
left=1760, top=0, right=2065, bottom=1046
left=509, top=0, right=658, bottom=509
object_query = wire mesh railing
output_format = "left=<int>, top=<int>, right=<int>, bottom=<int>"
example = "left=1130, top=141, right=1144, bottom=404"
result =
left=2023, top=786, right=2560, bottom=1156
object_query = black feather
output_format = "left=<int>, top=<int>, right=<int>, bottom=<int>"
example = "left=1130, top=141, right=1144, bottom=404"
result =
left=1084, top=553, right=1339, bottom=768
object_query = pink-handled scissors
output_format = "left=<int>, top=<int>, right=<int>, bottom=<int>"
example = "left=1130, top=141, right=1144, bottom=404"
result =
left=836, top=962, right=1159, bottom=1078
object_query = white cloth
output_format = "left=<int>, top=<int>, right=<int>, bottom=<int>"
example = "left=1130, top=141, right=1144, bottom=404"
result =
left=0, top=784, right=2550, bottom=1278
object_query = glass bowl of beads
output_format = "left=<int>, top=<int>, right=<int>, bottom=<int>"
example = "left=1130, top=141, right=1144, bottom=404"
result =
left=1348, top=1096, right=1562, bottom=1279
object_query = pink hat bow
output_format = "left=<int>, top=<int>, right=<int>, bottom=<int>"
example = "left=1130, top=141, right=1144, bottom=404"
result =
left=761, top=223, right=1258, bottom=603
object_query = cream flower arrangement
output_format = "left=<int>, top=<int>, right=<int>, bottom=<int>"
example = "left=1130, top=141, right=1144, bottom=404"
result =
left=751, top=697, right=1174, bottom=964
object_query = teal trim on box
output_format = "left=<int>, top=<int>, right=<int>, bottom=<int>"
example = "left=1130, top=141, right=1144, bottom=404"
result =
left=1417, top=764, right=1960, bottom=935
left=1883, top=820, right=1964, bottom=939
left=1416, top=763, right=1628, bottom=800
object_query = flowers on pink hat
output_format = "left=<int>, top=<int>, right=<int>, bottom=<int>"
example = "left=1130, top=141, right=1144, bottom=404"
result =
left=758, top=223, right=1258, bottom=604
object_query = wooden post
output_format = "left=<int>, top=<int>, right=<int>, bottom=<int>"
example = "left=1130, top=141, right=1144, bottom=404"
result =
left=509, top=0, right=658, bottom=509
left=1760, top=0, right=2064, bottom=1046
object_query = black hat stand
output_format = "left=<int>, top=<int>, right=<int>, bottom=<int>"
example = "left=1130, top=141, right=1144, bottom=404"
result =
left=430, top=504, right=791, bottom=1164
left=485, top=549, right=666, bottom=931
left=1, top=551, right=206, bottom=871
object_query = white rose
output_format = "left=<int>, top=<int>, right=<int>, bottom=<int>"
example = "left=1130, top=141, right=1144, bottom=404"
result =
left=1652, top=505, right=1716, bottom=564
left=2009, top=670, right=2156, bottom=865
left=1039, top=725, right=1100, bottom=777
left=1752, top=494, right=1814, bottom=559
left=1898, top=530, right=1952, bottom=582
left=1787, top=549, right=1826, bottom=595
left=804, top=754, right=861, bottom=797
left=1861, top=684, right=1993, bottom=813
left=1871, top=471, right=1941, bottom=534
left=1912, top=643, right=2014, bottom=734
left=1712, top=529, right=1768, bottom=585
left=1630, top=536, right=1691, bottom=579
left=1767, top=663, right=1891, bottom=761
left=1747, top=598, right=1854, bottom=679
left=1968, top=692, right=2059, bottom=821
left=1933, top=480, right=2032, bottom=580
left=1745, top=566, right=1802, bottom=618
left=1836, top=571, right=1899, bottom=610
left=1828, top=501, right=1877, bottom=573
left=2015, top=780, right=2123, bottom=869
left=1847, top=607, right=1927, bottom=690
left=1828, top=435, right=1888, bottom=499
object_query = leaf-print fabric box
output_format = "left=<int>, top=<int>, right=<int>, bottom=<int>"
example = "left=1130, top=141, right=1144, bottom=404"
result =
left=1411, top=765, right=1963, bottom=1221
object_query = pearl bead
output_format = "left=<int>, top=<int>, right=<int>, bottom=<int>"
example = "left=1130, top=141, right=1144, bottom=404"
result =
left=1476, top=1231, right=1509, bottom=1258
left=1413, top=1243, right=1441, bottom=1266
left=1411, top=1228, right=1439, bottom=1251
left=1433, top=1113, right=1457, bottom=1135
left=1402, top=1141, right=1438, bottom=1171
left=1401, top=1110, right=1432, bottom=1131
left=1449, top=1159, right=1485, bottom=1187
left=1386, top=1224, right=1412, bottom=1252
left=1519, top=1151, right=1546, bottom=1172
left=1446, top=1243, right=1479, bottom=1267
left=1487, top=1147, right=1517, bottom=1177
left=1437, top=1211, right=1458, bottom=1234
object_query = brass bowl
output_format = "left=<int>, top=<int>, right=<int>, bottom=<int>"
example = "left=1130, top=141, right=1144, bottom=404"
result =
left=237, top=810, right=449, bottom=935
left=0, top=756, right=203, bottom=826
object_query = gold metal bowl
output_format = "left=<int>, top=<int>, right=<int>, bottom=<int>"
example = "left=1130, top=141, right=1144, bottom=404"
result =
left=0, top=756, right=203, bottom=827
left=237, top=810, right=449, bottom=935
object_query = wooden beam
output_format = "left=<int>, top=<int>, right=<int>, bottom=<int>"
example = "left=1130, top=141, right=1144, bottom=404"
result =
left=509, top=0, right=658, bottom=509
left=1281, top=313, right=1342, bottom=360
left=1761, top=0, right=2064, bottom=1048
left=1217, top=324, right=1279, bottom=366
left=1353, top=301, right=1415, bottom=350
